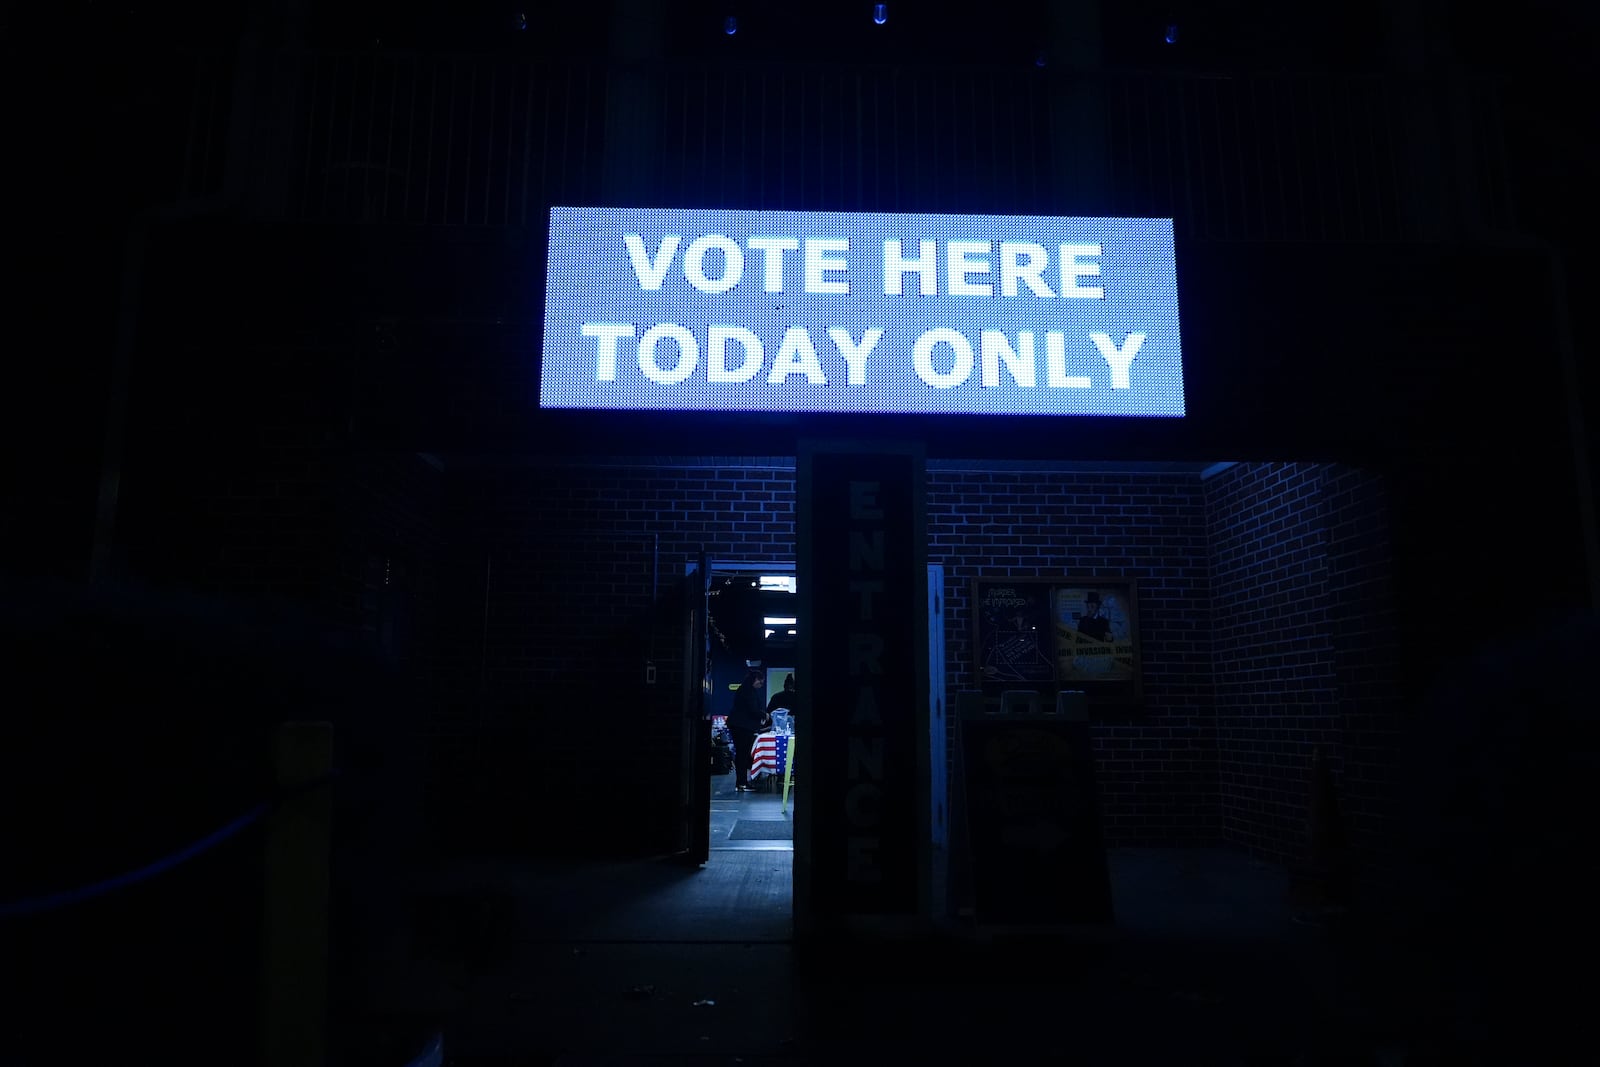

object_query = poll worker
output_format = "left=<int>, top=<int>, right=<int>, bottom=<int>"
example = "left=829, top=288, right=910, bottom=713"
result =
left=728, top=665, right=769, bottom=792
left=767, top=672, right=800, bottom=722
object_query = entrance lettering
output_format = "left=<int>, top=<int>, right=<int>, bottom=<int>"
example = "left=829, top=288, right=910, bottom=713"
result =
left=845, top=479, right=887, bottom=883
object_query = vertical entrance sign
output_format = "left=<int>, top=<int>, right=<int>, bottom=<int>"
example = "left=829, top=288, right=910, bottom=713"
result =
left=796, top=442, right=930, bottom=932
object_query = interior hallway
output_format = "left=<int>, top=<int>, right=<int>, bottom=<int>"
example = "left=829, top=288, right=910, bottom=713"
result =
left=710, top=768, right=795, bottom=854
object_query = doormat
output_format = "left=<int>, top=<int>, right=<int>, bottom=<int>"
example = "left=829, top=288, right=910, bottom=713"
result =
left=729, top=819, right=794, bottom=841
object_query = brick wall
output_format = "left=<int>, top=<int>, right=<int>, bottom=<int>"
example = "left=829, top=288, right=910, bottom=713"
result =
left=118, top=430, right=1400, bottom=867
left=926, top=467, right=1219, bottom=846
left=1204, top=463, right=1340, bottom=862
left=438, top=459, right=1225, bottom=854
left=1321, top=464, right=1401, bottom=886
left=436, top=458, right=1404, bottom=860
left=1202, top=461, right=1398, bottom=872
left=430, top=458, right=797, bottom=856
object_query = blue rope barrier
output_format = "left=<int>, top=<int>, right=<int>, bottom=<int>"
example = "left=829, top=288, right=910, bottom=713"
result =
left=0, top=771, right=337, bottom=920
left=405, top=1031, right=445, bottom=1067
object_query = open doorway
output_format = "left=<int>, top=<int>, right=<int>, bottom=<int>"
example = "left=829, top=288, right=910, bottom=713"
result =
left=705, top=563, right=799, bottom=855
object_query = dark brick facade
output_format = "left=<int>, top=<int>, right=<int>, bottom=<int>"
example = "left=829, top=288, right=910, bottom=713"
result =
left=1320, top=464, right=1402, bottom=885
left=421, top=457, right=1393, bottom=863
left=427, top=459, right=797, bottom=855
left=1203, top=461, right=1398, bottom=878
left=115, top=438, right=1397, bottom=865
left=1205, top=463, right=1341, bottom=861
left=927, top=468, right=1218, bottom=846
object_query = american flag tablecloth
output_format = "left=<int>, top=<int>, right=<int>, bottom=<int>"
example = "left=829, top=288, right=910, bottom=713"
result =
left=751, top=732, right=789, bottom=779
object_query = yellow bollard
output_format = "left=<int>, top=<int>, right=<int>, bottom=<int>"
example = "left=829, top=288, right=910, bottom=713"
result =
left=260, top=721, right=334, bottom=1067
left=781, top=734, right=796, bottom=815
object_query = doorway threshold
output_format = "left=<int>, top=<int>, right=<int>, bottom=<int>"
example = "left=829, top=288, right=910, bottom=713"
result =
left=710, top=842, right=795, bottom=852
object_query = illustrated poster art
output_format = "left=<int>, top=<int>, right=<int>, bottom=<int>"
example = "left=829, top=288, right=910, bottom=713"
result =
left=1053, top=587, right=1136, bottom=681
left=977, top=583, right=1056, bottom=682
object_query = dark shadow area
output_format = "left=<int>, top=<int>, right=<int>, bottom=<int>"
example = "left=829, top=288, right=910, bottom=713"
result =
left=9, top=0, right=1598, bottom=1062
left=318, top=846, right=1394, bottom=1064
left=413, top=852, right=791, bottom=948
left=0, top=575, right=424, bottom=1066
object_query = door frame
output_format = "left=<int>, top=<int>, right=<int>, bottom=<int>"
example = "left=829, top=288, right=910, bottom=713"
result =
left=684, top=558, right=799, bottom=868
left=681, top=552, right=710, bottom=864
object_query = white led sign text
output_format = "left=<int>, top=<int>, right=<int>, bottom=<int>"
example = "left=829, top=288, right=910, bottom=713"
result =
left=540, top=207, right=1184, bottom=416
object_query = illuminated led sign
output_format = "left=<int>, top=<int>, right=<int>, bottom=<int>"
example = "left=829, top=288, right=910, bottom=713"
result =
left=540, top=207, right=1183, bottom=416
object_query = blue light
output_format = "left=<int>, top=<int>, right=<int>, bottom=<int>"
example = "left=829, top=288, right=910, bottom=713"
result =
left=517, top=12, right=527, bottom=31
left=874, top=3, right=888, bottom=25
left=724, top=15, right=737, bottom=35
left=1165, top=24, right=1179, bottom=45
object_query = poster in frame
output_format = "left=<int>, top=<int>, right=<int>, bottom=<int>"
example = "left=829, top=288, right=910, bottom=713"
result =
left=971, top=578, right=1057, bottom=685
left=971, top=576, right=1143, bottom=710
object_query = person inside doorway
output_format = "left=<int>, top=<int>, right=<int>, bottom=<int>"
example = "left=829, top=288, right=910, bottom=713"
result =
left=767, top=672, right=799, bottom=721
left=728, top=664, right=769, bottom=793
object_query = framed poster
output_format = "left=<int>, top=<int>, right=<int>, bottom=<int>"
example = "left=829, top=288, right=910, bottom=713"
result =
left=972, top=579, right=1057, bottom=684
left=971, top=577, right=1143, bottom=708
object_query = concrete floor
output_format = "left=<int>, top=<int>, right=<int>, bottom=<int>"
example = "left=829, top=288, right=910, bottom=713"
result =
left=710, top=769, right=795, bottom=852
left=336, top=844, right=1456, bottom=1066
left=324, top=756, right=1576, bottom=1065
left=13, top=751, right=1510, bottom=1066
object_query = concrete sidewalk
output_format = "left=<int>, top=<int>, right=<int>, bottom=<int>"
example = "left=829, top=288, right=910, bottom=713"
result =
left=332, top=848, right=1446, bottom=1066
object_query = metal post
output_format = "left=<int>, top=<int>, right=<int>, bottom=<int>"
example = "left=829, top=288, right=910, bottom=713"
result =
left=260, top=721, right=335, bottom=1067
